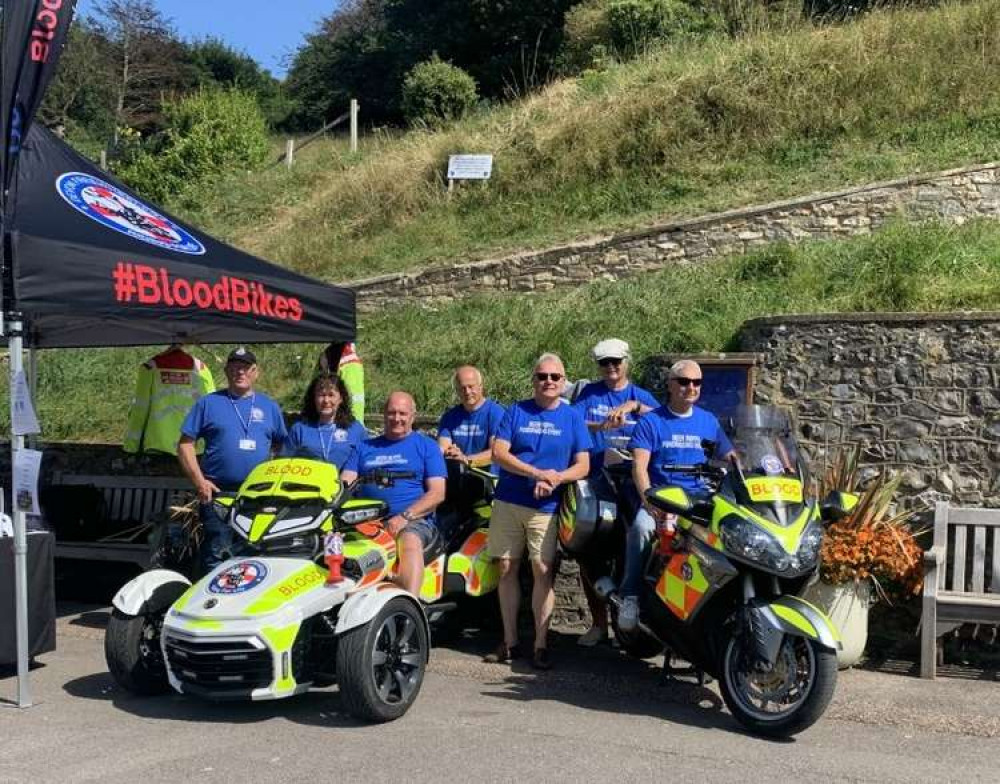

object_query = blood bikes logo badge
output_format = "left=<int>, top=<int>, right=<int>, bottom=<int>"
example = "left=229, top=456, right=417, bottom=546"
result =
left=208, top=560, right=269, bottom=594
left=56, top=172, right=206, bottom=255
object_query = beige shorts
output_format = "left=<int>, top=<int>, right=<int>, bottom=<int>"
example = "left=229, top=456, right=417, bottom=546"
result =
left=488, top=499, right=558, bottom=564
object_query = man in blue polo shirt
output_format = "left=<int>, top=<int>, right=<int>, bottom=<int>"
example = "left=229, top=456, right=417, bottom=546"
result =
left=619, top=359, right=734, bottom=631
left=178, top=347, right=287, bottom=573
left=342, top=391, right=446, bottom=596
left=437, top=365, right=505, bottom=468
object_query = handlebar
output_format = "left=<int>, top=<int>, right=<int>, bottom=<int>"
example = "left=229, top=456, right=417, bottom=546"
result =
left=356, top=469, right=417, bottom=488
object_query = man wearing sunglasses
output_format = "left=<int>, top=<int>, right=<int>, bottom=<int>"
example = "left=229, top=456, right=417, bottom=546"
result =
left=486, top=353, right=591, bottom=669
left=572, top=338, right=658, bottom=647
left=618, top=359, right=734, bottom=631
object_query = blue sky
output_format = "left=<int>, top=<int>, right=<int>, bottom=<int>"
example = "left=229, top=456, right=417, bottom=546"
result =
left=76, top=0, right=339, bottom=78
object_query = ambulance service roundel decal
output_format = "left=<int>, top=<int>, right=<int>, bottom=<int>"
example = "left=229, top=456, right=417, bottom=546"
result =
left=56, top=172, right=206, bottom=255
left=209, top=560, right=269, bottom=594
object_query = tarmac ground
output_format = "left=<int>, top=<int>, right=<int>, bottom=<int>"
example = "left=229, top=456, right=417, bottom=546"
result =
left=1, top=602, right=998, bottom=784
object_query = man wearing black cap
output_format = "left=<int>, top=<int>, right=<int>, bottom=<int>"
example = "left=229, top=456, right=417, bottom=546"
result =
left=178, top=347, right=287, bottom=573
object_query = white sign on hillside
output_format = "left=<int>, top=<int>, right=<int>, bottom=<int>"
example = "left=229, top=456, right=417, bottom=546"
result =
left=447, top=154, right=493, bottom=180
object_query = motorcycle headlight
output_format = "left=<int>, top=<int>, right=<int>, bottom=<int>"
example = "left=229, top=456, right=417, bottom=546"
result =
left=794, top=518, right=823, bottom=571
left=339, top=507, right=384, bottom=525
left=721, top=518, right=793, bottom=573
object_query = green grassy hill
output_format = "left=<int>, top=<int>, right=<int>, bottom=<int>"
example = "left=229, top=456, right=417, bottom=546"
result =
left=10, top=1, right=1000, bottom=441
left=17, top=219, right=1000, bottom=442
left=174, top=1, right=1000, bottom=283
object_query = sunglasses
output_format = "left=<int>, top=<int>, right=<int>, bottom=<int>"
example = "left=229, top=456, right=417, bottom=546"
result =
left=598, top=357, right=623, bottom=367
left=671, top=377, right=703, bottom=388
left=534, top=372, right=564, bottom=382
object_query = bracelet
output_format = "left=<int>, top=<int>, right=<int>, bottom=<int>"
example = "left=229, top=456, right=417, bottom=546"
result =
left=401, top=510, right=415, bottom=522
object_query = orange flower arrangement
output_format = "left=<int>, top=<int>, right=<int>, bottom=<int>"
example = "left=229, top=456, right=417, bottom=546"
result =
left=817, top=446, right=925, bottom=602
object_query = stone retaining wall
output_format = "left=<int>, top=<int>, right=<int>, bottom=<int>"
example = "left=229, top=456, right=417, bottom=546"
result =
left=738, top=312, right=1000, bottom=510
left=348, top=163, right=1000, bottom=311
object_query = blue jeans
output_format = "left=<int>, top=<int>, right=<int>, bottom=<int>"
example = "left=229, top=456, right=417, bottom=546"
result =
left=620, top=507, right=657, bottom=597
left=199, top=501, right=234, bottom=575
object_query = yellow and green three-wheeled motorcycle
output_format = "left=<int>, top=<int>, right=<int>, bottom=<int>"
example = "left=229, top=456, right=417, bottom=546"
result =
left=104, top=457, right=499, bottom=722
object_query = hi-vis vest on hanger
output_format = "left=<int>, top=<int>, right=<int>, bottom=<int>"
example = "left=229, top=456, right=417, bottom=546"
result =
left=123, top=347, right=215, bottom=455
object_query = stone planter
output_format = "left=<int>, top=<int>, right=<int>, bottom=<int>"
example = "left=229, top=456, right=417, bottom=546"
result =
left=800, top=578, right=872, bottom=669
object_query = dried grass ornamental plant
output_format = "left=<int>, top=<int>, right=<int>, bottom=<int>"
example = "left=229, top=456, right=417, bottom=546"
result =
left=817, top=445, right=925, bottom=603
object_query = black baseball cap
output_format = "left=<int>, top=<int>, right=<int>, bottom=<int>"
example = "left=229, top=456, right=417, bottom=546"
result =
left=226, top=347, right=257, bottom=365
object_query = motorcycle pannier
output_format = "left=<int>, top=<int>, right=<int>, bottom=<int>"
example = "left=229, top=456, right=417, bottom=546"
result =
left=558, top=477, right=617, bottom=555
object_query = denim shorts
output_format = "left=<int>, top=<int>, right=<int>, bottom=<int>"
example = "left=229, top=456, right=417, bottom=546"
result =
left=401, top=518, right=436, bottom=547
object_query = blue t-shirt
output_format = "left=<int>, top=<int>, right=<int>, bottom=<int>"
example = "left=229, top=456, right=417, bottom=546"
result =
left=344, top=432, right=447, bottom=520
left=283, top=420, right=367, bottom=470
left=494, top=399, right=592, bottom=512
left=573, top=381, right=659, bottom=475
left=181, top=390, right=287, bottom=490
left=437, top=399, right=506, bottom=456
left=629, top=405, right=733, bottom=494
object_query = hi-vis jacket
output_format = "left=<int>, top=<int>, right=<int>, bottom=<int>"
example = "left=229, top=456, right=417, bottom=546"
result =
left=338, top=342, right=365, bottom=422
left=123, top=347, right=215, bottom=455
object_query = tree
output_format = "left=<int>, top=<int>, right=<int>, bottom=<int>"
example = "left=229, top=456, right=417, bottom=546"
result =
left=401, top=56, right=479, bottom=127
left=186, top=38, right=292, bottom=128
left=90, top=0, right=193, bottom=143
left=285, top=0, right=580, bottom=127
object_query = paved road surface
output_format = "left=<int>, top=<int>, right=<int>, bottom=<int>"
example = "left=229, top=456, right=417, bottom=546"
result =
left=1, top=608, right=998, bottom=783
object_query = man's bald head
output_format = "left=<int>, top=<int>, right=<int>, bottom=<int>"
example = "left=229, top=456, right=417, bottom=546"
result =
left=383, top=390, right=417, bottom=439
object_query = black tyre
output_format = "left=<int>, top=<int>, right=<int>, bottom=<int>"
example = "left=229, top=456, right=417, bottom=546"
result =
left=719, top=634, right=837, bottom=737
left=336, top=596, right=429, bottom=722
left=104, top=608, right=171, bottom=695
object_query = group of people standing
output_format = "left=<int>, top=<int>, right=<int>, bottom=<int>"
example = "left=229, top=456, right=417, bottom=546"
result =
left=175, top=339, right=730, bottom=672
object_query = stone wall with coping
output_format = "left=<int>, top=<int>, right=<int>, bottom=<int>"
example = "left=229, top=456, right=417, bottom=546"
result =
left=737, top=312, right=1000, bottom=510
left=348, top=163, right=1000, bottom=311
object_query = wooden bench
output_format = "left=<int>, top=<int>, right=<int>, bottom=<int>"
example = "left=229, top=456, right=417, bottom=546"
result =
left=921, top=501, right=1000, bottom=678
left=48, top=474, right=192, bottom=567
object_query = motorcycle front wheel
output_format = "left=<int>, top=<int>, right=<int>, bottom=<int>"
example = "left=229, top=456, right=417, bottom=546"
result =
left=719, top=634, right=837, bottom=737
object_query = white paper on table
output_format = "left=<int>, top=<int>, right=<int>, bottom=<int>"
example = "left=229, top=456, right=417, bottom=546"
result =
left=13, top=449, right=43, bottom=515
left=11, top=370, right=41, bottom=435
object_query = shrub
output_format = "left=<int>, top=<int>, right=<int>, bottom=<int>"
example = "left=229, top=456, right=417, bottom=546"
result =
left=401, top=56, right=479, bottom=128
left=607, top=0, right=724, bottom=57
left=116, top=87, right=270, bottom=203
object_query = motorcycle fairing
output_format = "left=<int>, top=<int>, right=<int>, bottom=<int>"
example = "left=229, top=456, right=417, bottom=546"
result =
left=343, top=523, right=397, bottom=590
left=753, top=595, right=842, bottom=654
left=654, top=538, right=737, bottom=621
left=163, top=557, right=357, bottom=701
left=239, top=458, right=341, bottom=503
left=446, top=528, right=500, bottom=596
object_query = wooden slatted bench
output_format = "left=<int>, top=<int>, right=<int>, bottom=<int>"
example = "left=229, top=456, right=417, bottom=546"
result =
left=921, top=501, right=1000, bottom=678
left=48, top=473, right=192, bottom=568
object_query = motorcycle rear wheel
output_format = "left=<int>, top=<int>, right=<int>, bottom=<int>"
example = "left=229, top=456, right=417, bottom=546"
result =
left=719, top=634, right=837, bottom=737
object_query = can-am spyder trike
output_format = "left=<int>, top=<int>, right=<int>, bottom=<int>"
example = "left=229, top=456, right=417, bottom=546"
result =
left=558, top=405, right=853, bottom=737
left=105, top=456, right=499, bottom=722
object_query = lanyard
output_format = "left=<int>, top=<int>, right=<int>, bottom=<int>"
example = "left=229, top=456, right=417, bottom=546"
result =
left=229, top=393, right=256, bottom=435
left=317, top=422, right=337, bottom=461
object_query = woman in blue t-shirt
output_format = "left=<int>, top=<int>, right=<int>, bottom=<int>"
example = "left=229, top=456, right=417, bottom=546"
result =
left=284, top=374, right=367, bottom=470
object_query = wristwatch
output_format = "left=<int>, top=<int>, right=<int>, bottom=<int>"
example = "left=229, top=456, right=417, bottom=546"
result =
left=401, top=510, right=416, bottom=522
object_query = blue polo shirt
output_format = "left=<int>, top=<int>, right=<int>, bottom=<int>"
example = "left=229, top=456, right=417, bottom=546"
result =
left=494, top=399, right=591, bottom=512
left=628, top=405, right=732, bottom=494
left=437, top=398, right=506, bottom=456
left=181, top=390, right=287, bottom=490
left=573, top=381, right=659, bottom=475
left=283, top=420, right=367, bottom=470
left=344, top=432, right=447, bottom=519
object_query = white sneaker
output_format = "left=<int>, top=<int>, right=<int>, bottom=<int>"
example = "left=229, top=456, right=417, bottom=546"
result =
left=618, top=595, right=640, bottom=632
left=577, top=625, right=609, bottom=647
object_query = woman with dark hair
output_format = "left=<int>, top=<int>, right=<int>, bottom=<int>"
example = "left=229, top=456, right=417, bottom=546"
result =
left=284, top=374, right=367, bottom=469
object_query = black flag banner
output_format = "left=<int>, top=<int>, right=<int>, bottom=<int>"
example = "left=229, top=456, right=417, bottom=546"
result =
left=1, top=0, right=78, bottom=207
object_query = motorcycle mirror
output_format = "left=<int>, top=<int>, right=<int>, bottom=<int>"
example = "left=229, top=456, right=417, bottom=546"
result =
left=820, top=490, right=859, bottom=522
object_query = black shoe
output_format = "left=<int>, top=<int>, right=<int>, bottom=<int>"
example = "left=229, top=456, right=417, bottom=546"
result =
left=484, top=642, right=522, bottom=664
left=532, top=647, right=552, bottom=670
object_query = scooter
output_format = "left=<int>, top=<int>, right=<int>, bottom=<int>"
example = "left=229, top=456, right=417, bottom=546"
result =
left=559, top=405, right=847, bottom=737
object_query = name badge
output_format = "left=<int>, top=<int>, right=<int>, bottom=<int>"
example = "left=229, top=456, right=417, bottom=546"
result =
left=239, top=439, right=257, bottom=451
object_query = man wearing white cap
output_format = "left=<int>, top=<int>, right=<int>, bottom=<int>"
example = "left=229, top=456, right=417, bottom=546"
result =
left=571, top=338, right=658, bottom=646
